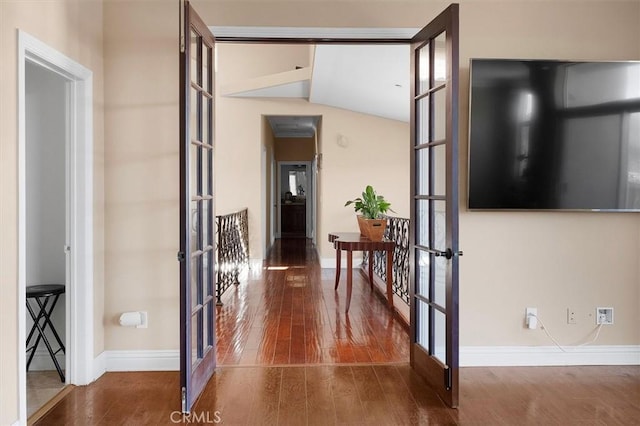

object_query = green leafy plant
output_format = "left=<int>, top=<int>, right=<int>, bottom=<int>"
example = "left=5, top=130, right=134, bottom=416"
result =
left=344, top=185, right=395, bottom=219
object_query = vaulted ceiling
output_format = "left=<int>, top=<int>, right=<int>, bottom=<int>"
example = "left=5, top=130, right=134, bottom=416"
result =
left=216, top=28, right=418, bottom=137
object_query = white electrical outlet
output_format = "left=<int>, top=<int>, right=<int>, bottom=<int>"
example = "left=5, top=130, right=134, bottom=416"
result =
left=567, top=308, right=576, bottom=324
left=596, top=307, right=613, bottom=325
left=525, top=307, right=537, bottom=329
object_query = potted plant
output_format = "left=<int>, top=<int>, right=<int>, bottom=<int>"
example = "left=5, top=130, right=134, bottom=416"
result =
left=344, top=185, right=395, bottom=241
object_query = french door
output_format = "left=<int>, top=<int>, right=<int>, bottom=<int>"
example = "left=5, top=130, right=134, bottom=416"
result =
left=179, top=1, right=216, bottom=413
left=410, top=4, right=460, bottom=407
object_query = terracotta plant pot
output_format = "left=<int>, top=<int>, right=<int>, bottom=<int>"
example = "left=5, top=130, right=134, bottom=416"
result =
left=357, top=215, right=387, bottom=241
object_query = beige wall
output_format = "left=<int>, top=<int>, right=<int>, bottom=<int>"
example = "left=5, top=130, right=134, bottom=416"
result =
left=457, top=1, right=640, bottom=347
left=193, top=0, right=451, bottom=27
left=0, top=0, right=104, bottom=423
left=103, top=0, right=180, bottom=351
left=275, top=137, right=315, bottom=161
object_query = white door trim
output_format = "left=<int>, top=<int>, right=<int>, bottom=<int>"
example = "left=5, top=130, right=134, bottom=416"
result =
left=18, top=30, right=94, bottom=424
left=261, top=145, right=268, bottom=256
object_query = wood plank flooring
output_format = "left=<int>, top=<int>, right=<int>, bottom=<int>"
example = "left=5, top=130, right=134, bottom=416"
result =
left=34, top=239, right=640, bottom=425
left=216, top=238, right=410, bottom=365
left=35, top=365, right=640, bottom=425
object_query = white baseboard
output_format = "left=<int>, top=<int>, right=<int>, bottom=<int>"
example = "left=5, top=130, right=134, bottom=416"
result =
left=93, top=350, right=107, bottom=381
left=460, top=345, right=640, bottom=367
left=320, top=256, right=363, bottom=269
left=92, top=346, right=639, bottom=373
left=104, top=350, right=180, bottom=372
left=27, top=349, right=65, bottom=371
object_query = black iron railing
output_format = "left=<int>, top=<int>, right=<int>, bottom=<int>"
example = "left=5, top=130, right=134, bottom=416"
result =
left=215, top=208, right=249, bottom=304
left=363, top=216, right=410, bottom=305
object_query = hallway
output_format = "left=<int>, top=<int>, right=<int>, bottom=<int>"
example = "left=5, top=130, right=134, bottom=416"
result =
left=216, top=238, right=410, bottom=366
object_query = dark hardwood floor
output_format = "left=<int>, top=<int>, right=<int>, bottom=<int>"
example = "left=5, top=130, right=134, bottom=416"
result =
left=34, top=239, right=640, bottom=425
left=216, top=238, right=409, bottom=366
left=34, top=365, right=640, bottom=425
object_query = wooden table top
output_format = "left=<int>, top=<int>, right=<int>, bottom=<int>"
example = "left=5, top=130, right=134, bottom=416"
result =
left=328, top=232, right=394, bottom=251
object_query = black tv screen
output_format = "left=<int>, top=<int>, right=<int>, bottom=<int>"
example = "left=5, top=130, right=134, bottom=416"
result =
left=468, top=59, right=640, bottom=211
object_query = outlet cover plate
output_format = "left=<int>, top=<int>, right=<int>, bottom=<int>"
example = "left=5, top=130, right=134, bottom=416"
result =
left=596, top=307, right=613, bottom=325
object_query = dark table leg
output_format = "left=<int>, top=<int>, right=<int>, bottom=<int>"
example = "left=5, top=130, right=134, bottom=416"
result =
left=346, top=250, right=353, bottom=313
left=368, top=250, right=374, bottom=290
left=334, top=248, right=341, bottom=289
left=386, top=249, right=394, bottom=308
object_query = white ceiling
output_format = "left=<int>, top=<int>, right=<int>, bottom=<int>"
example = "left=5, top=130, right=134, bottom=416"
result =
left=310, top=44, right=410, bottom=122
left=217, top=27, right=418, bottom=137
left=225, top=44, right=410, bottom=131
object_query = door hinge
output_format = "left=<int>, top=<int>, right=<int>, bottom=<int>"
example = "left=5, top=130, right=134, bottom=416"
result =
left=177, top=251, right=186, bottom=262
left=181, top=386, right=188, bottom=413
left=444, top=367, right=452, bottom=390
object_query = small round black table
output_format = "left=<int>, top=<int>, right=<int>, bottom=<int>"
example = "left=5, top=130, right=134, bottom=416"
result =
left=26, top=284, right=66, bottom=382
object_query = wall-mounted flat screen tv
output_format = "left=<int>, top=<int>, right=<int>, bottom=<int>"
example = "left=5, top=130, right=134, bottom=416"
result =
left=468, top=59, right=640, bottom=211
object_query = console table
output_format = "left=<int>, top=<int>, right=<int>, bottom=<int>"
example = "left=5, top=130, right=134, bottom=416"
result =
left=328, top=232, right=395, bottom=313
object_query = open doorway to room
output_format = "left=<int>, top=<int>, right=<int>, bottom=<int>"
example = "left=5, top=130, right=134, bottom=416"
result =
left=266, top=114, right=319, bottom=246
left=18, top=31, right=95, bottom=425
left=278, top=162, right=312, bottom=238
left=216, top=42, right=413, bottom=365
left=212, top=5, right=460, bottom=406
left=24, top=58, right=69, bottom=419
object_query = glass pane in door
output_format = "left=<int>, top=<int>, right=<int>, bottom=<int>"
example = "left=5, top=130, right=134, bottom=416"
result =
left=416, top=148, right=430, bottom=195
left=434, top=254, right=446, bottom=307
left=191, top=257, right=199, bottom=309
left=202, top=96, right=209, bottom=146
left=202, top=303, right=209, bottom=351
left=416, top=300, right=430, bottom=348
left=202, top=200, right=209, bottom=248
left=433, top=200, right=446, bottom=251
left=190, top=31, right=198, bottom=84
left=202, top=249, right=210, bottom=299
left=434, top=309, right=446, bottom=362
left=190, top=88, right=198, bottom=141
left=203, top=147, right=211, bottom=196
left=434, top=32, right=447, bottom=85
left=418, top=43, right=430, bottom=94
left=416, top=199, right=429, bottom=246
left=432, top=143, right=446, bottom=196
left=416, top=248, right=430, bottom=297
left=191, top=312, right=200, bottom=366
left=202, top=45, right=210, bottom=92
left=417, top=97, right=429, bottom=145
left=432, top=88, right=446, bottom=143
